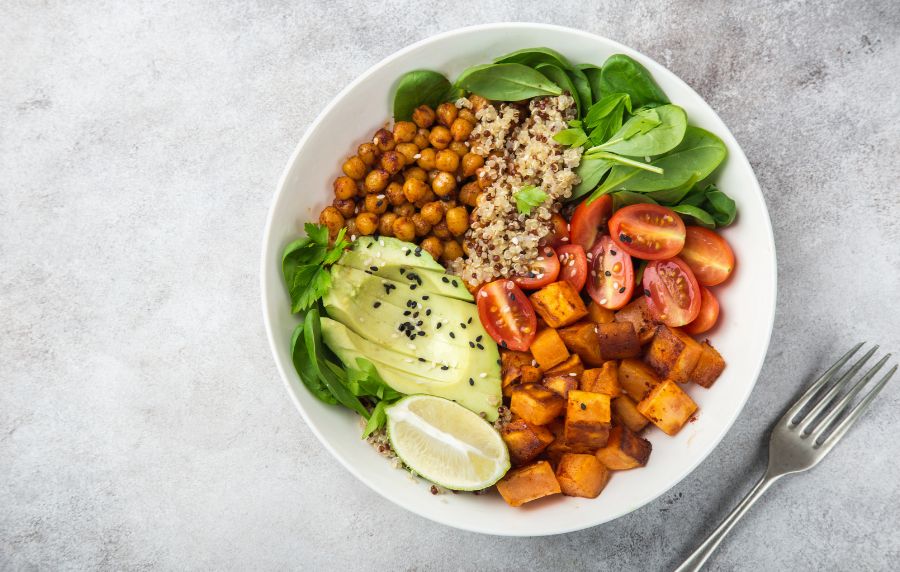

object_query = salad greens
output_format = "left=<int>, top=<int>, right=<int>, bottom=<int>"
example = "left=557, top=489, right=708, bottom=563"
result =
left=513, top=185, right=549, bottom=214
left=598, top=54, right=669, bottom=110
left=282, top=224, right=349, bottom=313
left=455, top=63, right=562, bottom=101
left=392, top=70, right=459, bottom=121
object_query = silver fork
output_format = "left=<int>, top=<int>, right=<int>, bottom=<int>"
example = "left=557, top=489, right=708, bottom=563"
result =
left=675, top=343, right=897, bottom=572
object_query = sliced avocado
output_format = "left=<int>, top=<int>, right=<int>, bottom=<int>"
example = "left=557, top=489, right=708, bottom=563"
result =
left=321, top=318, right=499, bottom=420
left=337, top=255, right=472, bottom=302
left=345, top=236, right=444, bottom=272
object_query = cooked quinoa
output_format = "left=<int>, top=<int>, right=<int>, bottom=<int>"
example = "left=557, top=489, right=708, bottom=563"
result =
left=450, top=95, right=583, bottom=285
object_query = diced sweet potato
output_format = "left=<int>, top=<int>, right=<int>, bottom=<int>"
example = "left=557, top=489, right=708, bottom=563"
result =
left=596, top=321, right=641, bottom=359
left=501, top=350, right=543, bottom=397
left=595, top=426, right=652, bottom=470
left=543, top=375, right=579, bottom=399
left=614, top=296, right=657, bottom=344
left=501, top=419, right=555, bottom=466
left=510, top=384, right=566, bottom=425
left=588, top=301, right=616, bottom=324
left=545, top=420, right=595, bottom=466
left=555, top=453, right=610, bottom=498
left=564, top=390, right=611, bottom=448
left=558, top=321, right=604, bottom=366
left=637, top=380, right=698, bottom=436
left=645, top=325, right=703, bottom=383
left=611, top=395, right=650, bottom=433
left=496, top=460, right=561, bottom=507
left=691, top=341, right=726, bottom=388
left=529, top=281, right=589, bottom=328
left=529, top=328, right=569, bottom=370
left=545, top=354, right=585, bottom=378
left=618, top=358, right=661, bottom=401
left=581, top=361, right=621, bottom=397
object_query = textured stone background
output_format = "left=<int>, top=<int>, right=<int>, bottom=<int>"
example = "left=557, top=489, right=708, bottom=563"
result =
left=2, top=1, right=899, bottom=570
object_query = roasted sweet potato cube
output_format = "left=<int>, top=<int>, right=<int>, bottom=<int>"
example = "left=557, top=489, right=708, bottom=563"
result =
left=691, top=341, right=726, bottom=388
left=529, top=281, right=588, bottom=328
left=529, top=328, right=569, bottom=370
left=611, top=395, right=650, bottom=433
left=614, top=296, right=657, bottom=344
left=510, top=384, right=566, bottom=425
left=543, top=375, right=579, bottom=399
left=559, top=322, right=604, bottom=366
left=501, top=419, right=555, bottom=466
left=618, top=358, right=661, bottom=401
left=545, top=420, right=595, bottom=466
left=595, top=426, right=652, bottom=470
left=496, top=460, right=561, bottom=507
left=564, top=390, right=611, bottom=448
left=637, top=380, right=698, bottom=436
left=556, top=453, right=610, bottom=498
left=588, top=301, right=616, bottom=324
left=645, top=325, right=703, bottom=383
left=581, top=361, right=621, bottom=397
left=501, top=350, right=541, bottom=397
left=596, top=321, right=641, bottom=359
left=545, top=353, right=584, bottom=378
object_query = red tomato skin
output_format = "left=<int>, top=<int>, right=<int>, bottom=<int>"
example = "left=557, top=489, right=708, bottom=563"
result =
left=642, top=257, right=702, bottom=327
left=569, top=194, right=613, bottom=251
left=511, top=245, right=560, bottom=290
left=547, top=214, right=570, bottom=249
left=586, top=236, right=634, bottom=310
left=476, top=280, right=537, bottom=351
left=680, top=226, right=736, bottom=286
left=609, top=204, right=686, bottom=260
left=683, top=286, right=720, bottom=335
left=557, top=244, right=588, bottom=292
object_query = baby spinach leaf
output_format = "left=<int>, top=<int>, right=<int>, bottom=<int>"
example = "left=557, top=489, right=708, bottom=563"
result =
left=553, top=127, right=589, bottom=147
left=593, top=104, right=687, bottom=157
left=567, top=68, right=592, bottom=118
left=535, top=63, right=582, bottom=116
left=599, top=54, right=669, bottom=110
left=648, top=175, right=699, bottom=204
left=704, top=186, right=737, bottom=226
left=513, top=185, right=549, bottom=214
left=612, top=191, right=659, bottom=211
left=290, top=318, right=337, bottom=405
left=577, top=64, right=604, bottom=104
left=584, top=93, right=631, bottom=145
left=583, top=151, right=663, bottom=174
left=304, top=307, right=370, bottom=418
left=671, top=204, right=716, bottom=229
left=570, top=157, right=613, bottom=200
left=456, top=63, right=562, bottom=100
left=393, top=70, right=455, bottom=121
left=494, top=47, right=573, bottom=70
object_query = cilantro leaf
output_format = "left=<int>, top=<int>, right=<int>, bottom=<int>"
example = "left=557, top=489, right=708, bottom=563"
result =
left=513, top=185, right=549, bottom=214
left=289, top=265, right=331, bottom=313
left=282, top=224, right=350, bottom=313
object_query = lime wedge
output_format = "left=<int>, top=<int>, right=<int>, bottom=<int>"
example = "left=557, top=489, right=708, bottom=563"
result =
left=386, top=395, right=510, bottom=491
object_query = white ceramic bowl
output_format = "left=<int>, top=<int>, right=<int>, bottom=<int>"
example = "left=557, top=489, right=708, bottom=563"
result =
left=261, top=23, right=776, bottom=536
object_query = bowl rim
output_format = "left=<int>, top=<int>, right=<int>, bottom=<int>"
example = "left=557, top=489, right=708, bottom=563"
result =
left=260, top=22, right=777, bottom=536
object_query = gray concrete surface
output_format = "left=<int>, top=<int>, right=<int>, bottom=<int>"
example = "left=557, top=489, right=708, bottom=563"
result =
left=2, top=1, right=899, bottom=570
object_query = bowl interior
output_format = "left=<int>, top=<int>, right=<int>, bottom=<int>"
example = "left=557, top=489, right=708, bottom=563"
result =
left=261, top=23, right=776, bottom=536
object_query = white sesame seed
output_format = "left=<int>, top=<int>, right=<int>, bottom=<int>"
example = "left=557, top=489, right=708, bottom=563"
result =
left=404, top=358, right=413, bottom=363
left=599, top=298, right=607, bottom=305
left=413, top=153, right=421, bottom=159
left=569, top=372, right=577, bottom=377
left=479, top=373, right=487, bottom=378
left=407, top=343, right=416, bottom=350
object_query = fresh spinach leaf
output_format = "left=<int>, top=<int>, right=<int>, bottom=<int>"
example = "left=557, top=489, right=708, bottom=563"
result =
left=704, top=186, right=737, bottom=226
left=576, top=64, right=604, bottom=103
left=362, top=401, right=389, bottom=439
left=567, top=68, right=592, bottom=118
left=647, top=175, right=699, bottom=204
left=494, top=47, right=573, bottom=70
left=303, top=307, right=370, bottom=418
left=393, top=70, right=455, bottom=121
left=455, top=63, right=562, bottom=100
left=593, top=104, right=687, bottom=157
left=584, top=93, right=631, bottom=145
left=535, top=63, right=582, bottom=117
left=570, top=156, right=613, bottom=200
left=612, top=191, right=659, bottom=211
left=346, top=358, right=403, bottom=401
left=513, top=185, right=548, bottom=214
left=290, top=318, right=337, bottom=405
left=553, top=127, right=589, bottom=147
left=671, top=204, right=716, bottom=229
left=583, top=151, right=663, bottom=174
left=599, top=54, right=669, bottom=110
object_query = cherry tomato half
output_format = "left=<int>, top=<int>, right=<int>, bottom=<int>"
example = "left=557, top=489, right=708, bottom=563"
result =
left=683, top=286, right=720, bottom=335
left=642, top=257, right=701, bottom=327
left=557, top=244, right=588, bottom=292
left=609, top=204, right=686, bottom=260
left=587, top=235, right=634, bottom=310
left=511, top=245, right=560, bottom=290
left=679, top=226, right=735, bottom=286
left=569, top=194, right=613, bottom=251
left=547, top=213, right=570, bottom=248
left=477, top=279, right=537, bottom=351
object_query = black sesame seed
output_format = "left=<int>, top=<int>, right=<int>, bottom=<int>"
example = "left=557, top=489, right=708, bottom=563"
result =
left=450, top=332, right=456, bottom=338
left=469, top=378, right=475, bottom=386
left=366, top=242, right=372, bottom=248
left=510, top=293, right=516, bottom=301
left=442, top=277, right=449, bottom=283
left=422, top=295, right=430, bottom=300
left=410, top=284, right=417, bottom=290
left=364, top=270, right=372, bottom=275
left=469, top=342, right=475, bottom=348
left=403, top=310, right=411, bottom=316
left=417, top=331, right=425, bottom=337
left=610, top=249, right=617, bottom=255
left=605, top=271, right=611, bottom=277
left=477, top=343, right=484, bottom=350
left=500, top=340, right=507, bottom=348
left=425, top=309, right=432, bottom=316
left=496, top=359, right=502, bottom=366
left=413, top=312, right=419, bottom=318
left=436, top=322, right=443, bottom=329
left=644, top=289, right=652, bottom=297
left=418, top=357, right=426, bottom=362
left=476, top=335, right=483, bottom=342
left=580, top=403, right=587, bottom=410
left=399, top=268, right=406, bottom=275
left=452, top=280, right=459, bottom=287
left=460, top=323, right=467, bottom=329
left=619, top=287, right=626, bottom=293
left=373, top=301, right=381, bottom=308
left=416, top=320, right=423, bottom=326
left=619, top=233, right=633, bottom=243
left=467, top=317, right=472, bottom=324
left=405, top=250, right=411, bottom=256
left=369, top=266, right=378, bottom=272
left=441, top=365, right=449, bottom=371
left=414, top=247, right=422, bottom=257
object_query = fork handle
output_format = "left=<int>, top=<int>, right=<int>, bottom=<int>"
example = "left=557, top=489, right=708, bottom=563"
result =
left=674, top=473, right=781, bottom=572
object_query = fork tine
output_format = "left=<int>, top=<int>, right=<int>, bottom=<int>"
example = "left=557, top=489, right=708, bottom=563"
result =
left=795, top=345, right=878, bottom=432
left=782, top=342, right=865, bottom=426
left=818, top=364, right=897, bottom=451
left=808, top=354, right=890, bottom=441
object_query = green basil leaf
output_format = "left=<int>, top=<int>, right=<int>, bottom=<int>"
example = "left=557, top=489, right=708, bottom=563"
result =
left=704, top=187, right=737, bottom=226
left=599, top=54, right=669, bottom=110
left=535, top=63, right=582, bottom=117
left=393, top=70, right=455, bottom=121
left=612, top=191, right=658, bottom=211
left=455, top=63, right=562, bottom=100
left=513, top=185, right=549, bottom=214
left=671, top=204, right=716, bottom=229
left=494, top=47, right=573, bottom=70
left=553, top=127, right=589, bottom=147
left=290, top=319, right=337, bottom=405
left=362, top=401, right=389, bottom=439
left=570, top=157, right=613, bottom=200
left=594, top=104, right=687, bottom=157
left=576, top=64, right=603, bottom=104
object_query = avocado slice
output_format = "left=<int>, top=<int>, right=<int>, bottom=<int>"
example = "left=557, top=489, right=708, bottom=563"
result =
left=345, top=236, right=444, bottom=272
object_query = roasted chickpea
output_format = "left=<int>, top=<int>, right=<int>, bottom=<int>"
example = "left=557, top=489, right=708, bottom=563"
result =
left=445, top=206, right=469, bottom=236
left=364, top=168, right=390, bottom=193
left=342, top=156, right=367, bottom=180
left=373, top=128, right=395, bottom=152
left=458, top=182, right=481, bottom=207
left=469, top=95, right=489, bottom=112
left=412, top=105, right=436, bottom=128
left=449, top=141, right=469, bottom=157
left=319, top=206, right=345, bottom=238
left=393, top=121, right=417, bottom=143
left=436, top=102, right=458, bottom=127
left=385, top=181, right=406, bottom=206
left=357, top=142, right=379, bottom=167
left=402, top=178, right=429, bottom=203
left=404, top=166, right=427, bottom=182
left=435, top=149, right=460, bottom=173
left=413, top=128, right=430, bottom=149
left=378, top=212, right=398, bottom=236
left=461, top=153, right=484, bottom=178
left=411, top=213, right=432, bottom=237
left=476, top=167, right=493, bottom=190
left=364, top=193, right=388, bottom=214
left=415, top=189, right=437, bottom=208
left=417, top=148, right=437, bottom=170
left=394, top=202, right=416, bottom=217
left=395, top=143, right=419, bottom=163
left=428, top=125, right=452, bottom=149
left=450, top=117, right=474, bottom=142
left=441, top=239, right=464, bottom=262
left=355, top=212, right=379, bottom=236
left=333, top=176, right=357, bottom=200
left=420, top=236, right=443, bottom=260
left=432, top=220, right=451, bottom=239
left=392, top=216, right=416, bottom=242
left=344, top=217, right=358, bottom=238
left=333, top=198, right=357, bottom=218
left=420, top=201, right=445, bottom=225
left=431, top=171, right=457, bottom=197
left=458, top=108, right=476, bottom=123
left=380, top=150, right=406, bottom=175
left=441, top=198, right=459, bottom=209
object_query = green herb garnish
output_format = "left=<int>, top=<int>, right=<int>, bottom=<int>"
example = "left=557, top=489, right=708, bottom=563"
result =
left=282, top=223, right=349, bottom=313
left=513, top=185, right=549, bottom=214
